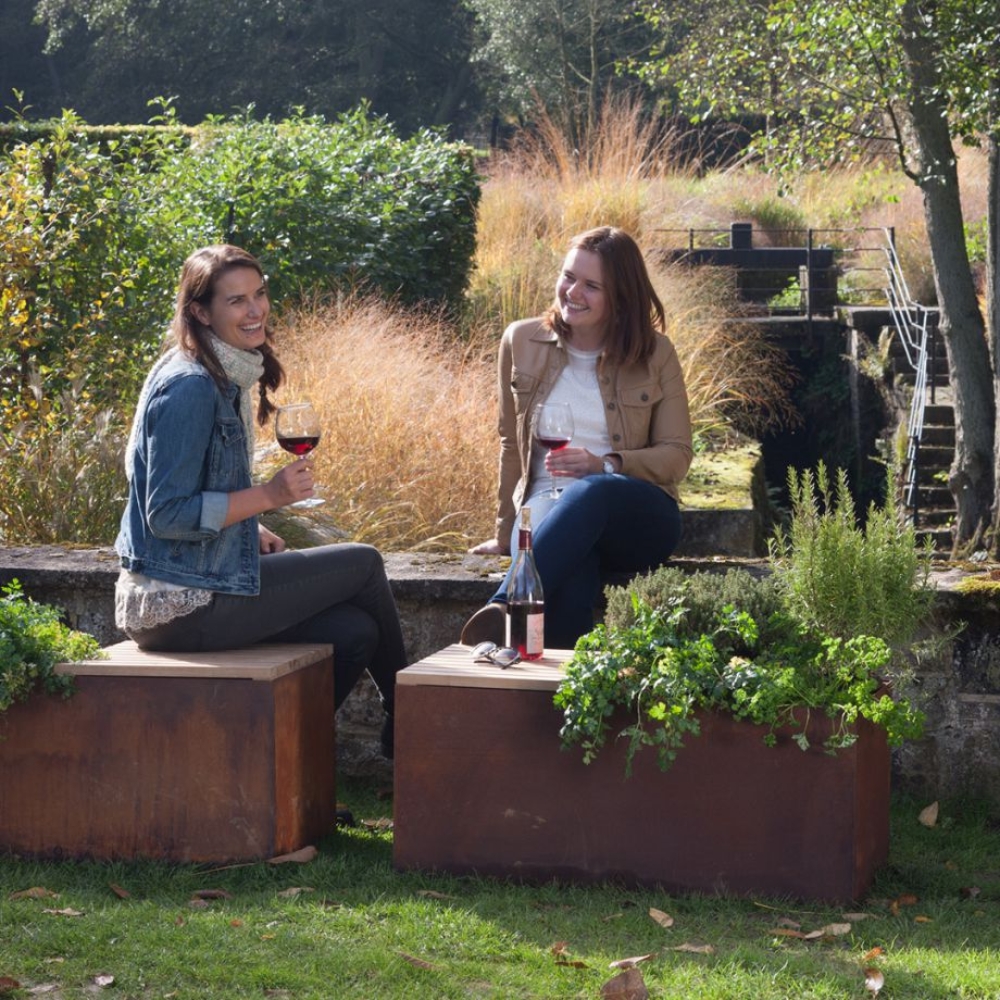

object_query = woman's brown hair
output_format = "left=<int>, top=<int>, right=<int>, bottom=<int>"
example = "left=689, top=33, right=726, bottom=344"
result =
left=172, top=244, right=285, bottom=425
left=545, top=226, right=665, bottom=367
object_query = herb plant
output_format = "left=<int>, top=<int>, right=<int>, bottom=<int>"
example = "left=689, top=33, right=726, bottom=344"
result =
left=555, top=465, right=936, bottom=773
left=0, top=579, right=103, bottom=714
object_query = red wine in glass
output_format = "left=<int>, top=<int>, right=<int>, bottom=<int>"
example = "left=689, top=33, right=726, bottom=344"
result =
left=536, top=435, right=571, bottom=451
left=275, top=403, right=325, bottom=507
left=533, top=402, right=574, bottom=499
left=278, top=435, right=319, bottom=457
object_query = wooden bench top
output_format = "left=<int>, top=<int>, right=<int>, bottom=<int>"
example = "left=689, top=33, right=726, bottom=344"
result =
left=55, top=640, right=333, bottom=681
left=397, top=643, right=573, bottom=692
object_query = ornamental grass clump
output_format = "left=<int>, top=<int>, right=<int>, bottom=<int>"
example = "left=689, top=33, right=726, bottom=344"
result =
left=555, top=464, right=936, bottom=774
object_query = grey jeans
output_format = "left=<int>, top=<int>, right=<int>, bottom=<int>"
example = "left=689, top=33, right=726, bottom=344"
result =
left=129, top=543, right=405, bottom=711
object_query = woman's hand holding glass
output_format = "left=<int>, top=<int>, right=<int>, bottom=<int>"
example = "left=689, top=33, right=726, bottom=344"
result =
left=534, top=402, right=574, bottom=499
left=274, top=402, right=325, bottom=508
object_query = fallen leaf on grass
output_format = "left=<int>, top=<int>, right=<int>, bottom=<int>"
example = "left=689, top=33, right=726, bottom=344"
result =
left=361, top=818, right=393, bottom=832
left=9, top=887, right=58, bottom=901
left=609, top=953, right=657, bottom=968
left=109, top=883, right=131, bottom=899
left=602, top=912, right=625, bottom=922
left=648, top=907, right=674, bottom=928
left=42, top=907, right=84, bottom=917
left=555, top=959, right=589, bottom=968
left=92, top=974, right=115, bottom=988
left=889, top=893, right=918, bottom=915
left=863, top=947, right=884, bottom=962
left=918, top=801, right=939, bottom=828
left=416, top=890, right=456, bottom=900
left=600, top=967, right=649, bottom=999
left=803, top=923, right=852, bottom=940
left=267, top=846, right=318, bottom=865
left=230, top=919, right=244, bottom=927
left=960, top=886, right=982, bottom=899
left=843, top=912, right=871, bottom=922
left=0, top=977, right=21, bottom=994
left=669, top=943, right=716, bottom=955
left=26, top=984, right=61, bottom=994
left=188, top=899, right=211, bottom=910
left=192, top=889, right=232, bottom=900
left=774, top=922, right=851, bottom=941
left=276, top=887, right=314, bottom=898
left=397, top=952, right=439, bottom=970
left=864, top=967, right=885, bottom=994
left=776, top=918, right=801, bottom=930
left=914, top=915, right=933, bottom=923
left=550, top=942, right=570, bottom=958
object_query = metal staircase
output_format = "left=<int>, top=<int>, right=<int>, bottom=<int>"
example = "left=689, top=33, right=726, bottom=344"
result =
left=882, top=232, right=952, bottom=550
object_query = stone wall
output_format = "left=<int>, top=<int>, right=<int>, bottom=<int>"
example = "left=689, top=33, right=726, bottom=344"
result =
left=3, top=546, right=1000, bottom=809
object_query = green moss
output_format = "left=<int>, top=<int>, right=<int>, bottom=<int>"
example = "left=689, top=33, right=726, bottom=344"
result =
left=683, top=441, right=761, bottom=510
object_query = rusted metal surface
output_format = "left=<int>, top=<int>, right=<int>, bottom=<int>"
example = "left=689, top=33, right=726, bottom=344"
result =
left=0, top=650, right=336, bottom=862
left=393, top=648, right=889, bottom=903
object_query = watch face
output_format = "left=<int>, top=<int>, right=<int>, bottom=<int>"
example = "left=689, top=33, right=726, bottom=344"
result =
left=603, top=459, right=615, bottom=474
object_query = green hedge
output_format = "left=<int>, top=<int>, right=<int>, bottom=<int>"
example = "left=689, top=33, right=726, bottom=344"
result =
left=1, top=105, right=480, bottom=404
left=0, top=105, right=480, bottom=544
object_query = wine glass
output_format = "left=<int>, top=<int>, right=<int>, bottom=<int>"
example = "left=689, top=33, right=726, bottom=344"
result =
left=275, top=402, right=325, bottom=508
left=534, top=401, right=574, bottom=499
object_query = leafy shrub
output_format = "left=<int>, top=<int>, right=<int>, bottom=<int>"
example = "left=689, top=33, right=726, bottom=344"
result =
left=768, top=462, right=934, bottom=649
left=0, top=580, right=103, bottom=714
left=556, top=464, right=935, bottom=773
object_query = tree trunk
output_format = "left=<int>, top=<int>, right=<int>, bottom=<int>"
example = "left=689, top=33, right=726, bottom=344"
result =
left=900, top=1, right=994, bottom=553
left=989, top=134, right=1000, bottom=555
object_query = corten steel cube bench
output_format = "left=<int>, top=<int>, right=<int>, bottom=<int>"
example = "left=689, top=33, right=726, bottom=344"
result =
left=393, top=645, right=890, bottom=903
left=0, top=641, right=336, bottom=862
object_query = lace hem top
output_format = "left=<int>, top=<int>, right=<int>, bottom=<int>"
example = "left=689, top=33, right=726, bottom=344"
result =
left=115, top=569, right=213, bottom=634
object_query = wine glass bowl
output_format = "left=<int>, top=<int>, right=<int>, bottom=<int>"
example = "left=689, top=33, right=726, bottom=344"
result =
left=534, top=402, right=574, bottom=499
left=275, top=402, right=325, bottom=507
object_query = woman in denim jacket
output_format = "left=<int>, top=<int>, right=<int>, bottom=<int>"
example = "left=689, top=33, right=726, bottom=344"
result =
left=115, top=245, right=405, bottom=756
left=462, top=227, right=693, bottom=650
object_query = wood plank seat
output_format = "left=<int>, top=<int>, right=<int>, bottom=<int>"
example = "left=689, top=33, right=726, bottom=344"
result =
left=393, top=644, right=890, bottom=903
left=0, top=641, right=337, bottom=863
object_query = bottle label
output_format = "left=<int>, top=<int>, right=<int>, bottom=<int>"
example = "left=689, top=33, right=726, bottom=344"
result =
left=524, top=610, right=544, bottom=657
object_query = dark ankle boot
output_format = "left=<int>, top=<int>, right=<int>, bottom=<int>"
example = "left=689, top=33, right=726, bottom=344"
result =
left=460, top=602, right=505, bottom=646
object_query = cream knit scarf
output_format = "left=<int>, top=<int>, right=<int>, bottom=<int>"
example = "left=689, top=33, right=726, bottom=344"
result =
left=125, top=333, right=264, bottom=479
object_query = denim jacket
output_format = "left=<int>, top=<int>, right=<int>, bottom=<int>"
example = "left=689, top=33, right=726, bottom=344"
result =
left=115, top=354, right=260, bottom=595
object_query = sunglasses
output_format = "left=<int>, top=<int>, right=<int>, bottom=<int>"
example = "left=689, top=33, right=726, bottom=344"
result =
left=471, top=641, right=521, bottom=669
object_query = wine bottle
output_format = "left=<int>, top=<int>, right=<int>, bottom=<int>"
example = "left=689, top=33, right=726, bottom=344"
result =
left=506, top=506, right=544, bottom=660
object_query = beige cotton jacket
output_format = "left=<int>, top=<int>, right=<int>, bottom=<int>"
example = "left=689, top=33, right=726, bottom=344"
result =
left=493, top=317, right=694, bottom=544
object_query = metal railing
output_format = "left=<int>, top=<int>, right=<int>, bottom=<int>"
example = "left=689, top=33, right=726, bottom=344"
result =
left=881, top=227, right=938, bottom=526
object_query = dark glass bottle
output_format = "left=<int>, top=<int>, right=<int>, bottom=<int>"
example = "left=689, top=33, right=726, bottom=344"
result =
left=506, top=506, right=544, bottom=660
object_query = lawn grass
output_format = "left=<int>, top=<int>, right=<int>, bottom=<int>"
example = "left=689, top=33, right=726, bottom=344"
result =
left=2, top=783, right=998, bottom=999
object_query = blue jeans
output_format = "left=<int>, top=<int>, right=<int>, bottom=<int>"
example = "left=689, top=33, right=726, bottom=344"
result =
left=130, top=543, right=406, bottom=711
left=493, top=475, right=682, bottom=649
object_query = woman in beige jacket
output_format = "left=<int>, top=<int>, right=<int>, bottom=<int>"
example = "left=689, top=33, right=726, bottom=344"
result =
left=463, top=226, right=693, bottom=650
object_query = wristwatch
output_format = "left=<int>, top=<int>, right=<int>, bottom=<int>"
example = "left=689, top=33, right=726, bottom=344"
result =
left=602, top=457, right=616, bottom=475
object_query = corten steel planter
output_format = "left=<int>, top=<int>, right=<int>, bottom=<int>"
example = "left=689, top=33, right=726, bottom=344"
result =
left=0, top=642, right=337, bottom=862
left=393, top=645, right=890, bottom=903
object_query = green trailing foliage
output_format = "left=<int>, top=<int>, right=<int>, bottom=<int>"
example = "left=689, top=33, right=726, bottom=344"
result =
left=0, top=579, right=103, bottom=714
left=555, top=464, right=936, bottom=774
